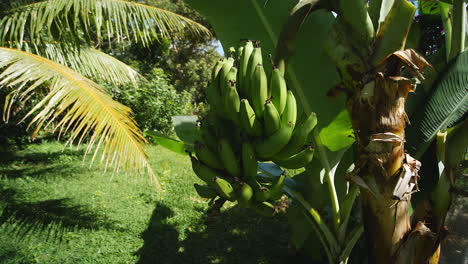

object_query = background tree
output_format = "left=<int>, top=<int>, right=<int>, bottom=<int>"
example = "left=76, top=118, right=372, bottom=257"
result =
left=103, top=0, right=220, bottom=105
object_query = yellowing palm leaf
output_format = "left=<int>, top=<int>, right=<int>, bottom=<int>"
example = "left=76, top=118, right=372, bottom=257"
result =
left=0, top=0, right=212, bottom=46
left=5, top=41, right=142, bottom=85
left=0, top=47, right=160, bottom=190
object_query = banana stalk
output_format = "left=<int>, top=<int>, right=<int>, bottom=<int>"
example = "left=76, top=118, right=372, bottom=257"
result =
left=371, top=0, right=416, bottom=65
left=339, top=0, right=375, bottom=47
left=449, top=0, right=467, bottom=61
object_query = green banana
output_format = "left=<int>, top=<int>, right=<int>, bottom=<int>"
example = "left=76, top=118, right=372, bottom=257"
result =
left=251, top=201, right=275, bottom=217
left=263, top=101, right=281, bottom=136
left=206, top=114, right=232, bottom=140
left=272, top=145, right=315, bottom=169
left=213, top=176, right=237, bottom=201
left=267, top=173, right=285, bottom=200
left=205, top=82, right=220, bottom=112
left=221, top=66, right=238, bottom=99
left=255, top=186, right=270, bottom=202
left=194, top=183, right=218, bottom=199
left=190, top=156, right=219, bottom=184
left=242, top=142, right=258, bottom=179
left=237, top=46, right=244, bottom=61
left=219, top=57, right=235, bottom=90
left=247, top=44, right=263, bottom=78
left=255, top=121, right=294, bottom=159
left=274, top=112, right=317, bottom=160
left=194, top=141, right=223, bottom=170
left=237, top=183, right=254, bottom=207
left=206, top=59, right=225, bottom=112
left=250, top=64, right=268, bottom=118
left=239, top=99, right=262, bottom=137
left=269, top=68, right=287, bottom=115
left=218, top=138, right=241, bottom=177
left=211, top=116, right=242, bottom=148
left=224, top=80, right=241, bottom=125
left=200, top=122, right=218, bottom=152
left=281, top=90, right=297, bottom=126
left=238, top=40, right=254, bottom=98
left=211, top=59, right=225, bottom=83
left=228, top=46, right=236, bottom=56
left=246, top=44, right=263, bottom=99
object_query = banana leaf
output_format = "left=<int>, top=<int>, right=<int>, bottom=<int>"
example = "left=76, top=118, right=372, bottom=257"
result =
left=407, top=50, right=468, bottom=158
left=319, top=110, right=354, bottom=152
left=171, top=115, right=200, bottom=149
left=145, top=131, right=188, bottom=156
left=418, top=0, right=440, bottom=15
left=147, top=115, right=199, bottom=154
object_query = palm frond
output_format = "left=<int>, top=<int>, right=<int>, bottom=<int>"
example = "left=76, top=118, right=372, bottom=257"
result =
left=4, top=41, right=141, bottom=85
left=0, top=0, right=212, bottom=46
left=0, top=47, right=160, bottom=190
left=407, top=50, right=468, bottom=158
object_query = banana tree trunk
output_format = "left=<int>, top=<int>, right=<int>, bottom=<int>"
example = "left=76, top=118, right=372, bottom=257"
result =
left=348, top=73, right=410, bottom=263
left=348, top=56, right=439, bottom=263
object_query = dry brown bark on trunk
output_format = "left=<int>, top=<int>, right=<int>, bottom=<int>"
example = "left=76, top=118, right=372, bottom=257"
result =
left=346, top=50, right=439, bottom=264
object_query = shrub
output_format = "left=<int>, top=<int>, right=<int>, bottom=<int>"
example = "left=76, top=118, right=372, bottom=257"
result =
left=107, top=68, right=192, bottom=136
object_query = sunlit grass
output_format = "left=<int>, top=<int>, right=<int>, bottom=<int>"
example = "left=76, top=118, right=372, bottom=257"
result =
left=0, top=141, right=292, bottom=264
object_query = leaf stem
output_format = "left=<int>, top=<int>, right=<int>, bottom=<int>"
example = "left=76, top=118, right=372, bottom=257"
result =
left=339, top=224, right=364, bottom=262
left=273, top=0, right=323, bottom=75
left=439, top=2, right=452, bottom=62
left=449, top=0, right=467, bottom=61
left=314, top=129, right=341, bottom=234
left=283, top=185, right=340, bottom=255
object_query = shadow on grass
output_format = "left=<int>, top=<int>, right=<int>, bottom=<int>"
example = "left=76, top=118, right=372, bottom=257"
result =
left=0, top=147, right=85, bottom=164
left=0, top=185, right=119, bottom=242
left=136, top=202, right=307, bottom=264
left=0, top=247, right=34, bottom=264
left=0, top=164, right=86, bottom=180
left=0, top=147, right=89, bottom=180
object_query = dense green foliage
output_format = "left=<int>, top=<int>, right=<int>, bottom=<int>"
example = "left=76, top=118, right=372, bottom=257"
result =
left=0, top=142, right=292, bottom=264
left=106, top=68, right=192, bottom=135
left=0, top=89, right=45, bottom=150
left=106, top=0, right=221, bottom=104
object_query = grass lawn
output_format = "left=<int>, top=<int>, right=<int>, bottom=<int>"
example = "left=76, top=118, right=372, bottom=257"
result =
left=0, top=141, right=293, bottom=264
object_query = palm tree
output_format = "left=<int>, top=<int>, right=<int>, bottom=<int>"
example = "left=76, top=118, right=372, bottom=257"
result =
left=0, top=0, right=211, bottom=190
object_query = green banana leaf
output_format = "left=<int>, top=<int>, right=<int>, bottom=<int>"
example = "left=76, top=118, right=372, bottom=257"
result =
left=145, top=131, right=188, bottom=155
left=257, top=162, right=339, bottom=261
left=407, top=50, right=468, bottom=158
left=369, top=0, right=395, bottom=29
left=418, top=0, right=441, bottom=15
left=146, top=115, right=199, bottom=154
left=280, top=144, right=350, bottom=259
left=172, top=115, right=200, bottom=149
left=184, top=0, right=342, bottom=126
left=319, top=110, right=354, bottom=152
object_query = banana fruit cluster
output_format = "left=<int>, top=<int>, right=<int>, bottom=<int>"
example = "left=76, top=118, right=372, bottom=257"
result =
left=191, top=40, right=317, bottom=216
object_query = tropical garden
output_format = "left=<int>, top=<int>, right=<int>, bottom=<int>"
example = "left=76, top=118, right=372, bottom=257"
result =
left=0, top=0, right=466, bottom=263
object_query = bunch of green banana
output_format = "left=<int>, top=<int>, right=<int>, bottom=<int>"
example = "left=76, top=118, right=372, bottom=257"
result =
left=192, top=40, right=320, bottom=216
